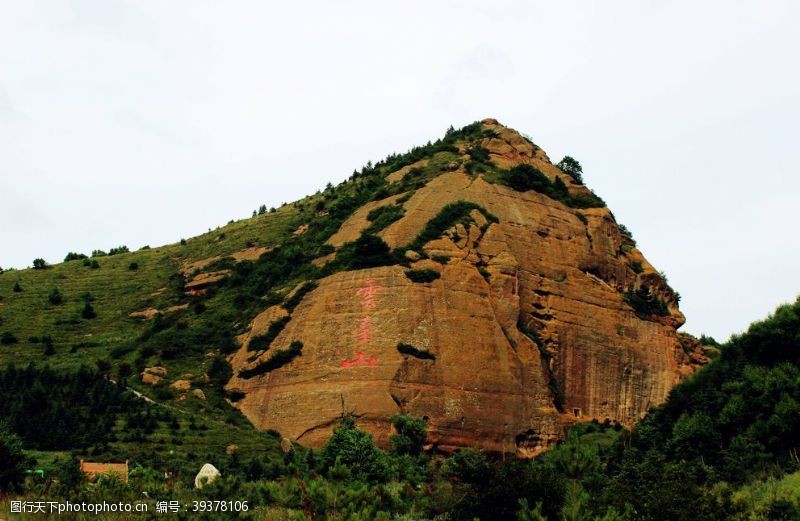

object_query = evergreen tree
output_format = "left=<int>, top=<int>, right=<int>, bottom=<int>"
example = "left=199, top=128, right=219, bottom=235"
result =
left=556, top=156, right=584, bottom=183
left=0, top=424, right=26, bottom=492
left=82, top=301, right=97, bottom=319
left=48, top=287, right=64, bottom=305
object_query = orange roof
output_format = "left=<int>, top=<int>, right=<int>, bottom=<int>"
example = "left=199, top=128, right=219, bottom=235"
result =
left=79, top=460, right=128, bottom=483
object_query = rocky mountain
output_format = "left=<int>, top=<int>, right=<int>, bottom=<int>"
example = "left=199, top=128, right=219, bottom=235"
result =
left=223, top=119, right=706, bottom=455
left=0, top=119, right=708, bottom=461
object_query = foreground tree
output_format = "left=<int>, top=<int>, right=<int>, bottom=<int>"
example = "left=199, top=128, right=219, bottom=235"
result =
left=0, top=424, right=27, bottom=492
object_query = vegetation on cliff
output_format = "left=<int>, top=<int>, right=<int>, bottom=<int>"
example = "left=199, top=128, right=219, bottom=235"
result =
left=1, top=297, right=797, bottom=519
left=0, top=119, right=730, bottom=519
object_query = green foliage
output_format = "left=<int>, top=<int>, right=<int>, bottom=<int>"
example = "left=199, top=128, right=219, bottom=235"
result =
left=239, top=341, right=302, bottom=378
left=406, top=201, right=497, bottom=253
left=43, top=336, right=55, bottom=355
left=1, top=332, right=18, bottom=345
left=376, top=121, right=482, bottom=175
left=389, top=415, right=427, bottom=456
left=365, top=204, right=405, bottom=235
left=618, top=224, right=636, bottom=246
left=335, top=234, right=394, bottom=270
left=64, top=252, right=87, bottom=262
left=283, top=281, right=318, bottom=312
left=321, top=417, right=389, bottom=483
left=598, top=297, right=800, bottom=518
left=207, top=355, right=233, bottom=387
left=499, top=164, right=556, bottom=193
left=128, top=262, right=139, bottom=271
left=404, top=268, right=440, bottom=283
left=0, top=424, right=27, bottom=492
left=629, top=260, right=644, bottom=274
left=13, top=282, right=22, bottom=292
left=32, top=258, right=48, bottom=270
left=623, top=287, right=669, bottom=317
left=48, top=287, right=64, bottom=305
left=10, top=120, right=800, bottom=519
left=396, top=342, right=436, bottom=360
left=0, top=364, right=147, bottom=450
left=495, top=164, right=605, bottom=209
left=467, top=145, right=491, bottom=165
left=444, top=448, right=490, bottom=484
left=107, top=246, right=130, bottom=256
left=247, top=316, right=291, bottom=352
left=556, top=156, right=584, bottom=184
left=82, top=301, right=97, bottom=319
left=516, top=498, right=547, bottom=521
left=83, top=258, right=100, bottom=268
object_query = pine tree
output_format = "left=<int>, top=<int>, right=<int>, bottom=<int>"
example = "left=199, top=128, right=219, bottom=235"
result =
left=82, top=301, right=97, bottom=319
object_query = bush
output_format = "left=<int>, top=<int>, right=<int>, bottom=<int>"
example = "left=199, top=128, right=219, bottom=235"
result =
left=91, top=250, right=107, bottom=257
left=389, top=415, right=427, bottom=456
left=618, top=224, right=636, bottom=246
left=322, top=416, right=389, bottom=483
left=404, top=269, right=440, bottom=283
left=283, top=281, right=319, bottom=312
left=496, top=164, right=605, bottom=209
left=556, top=156, right=584, bottom=183
left=317, top=244, right=335, bottom=257
left=82, top=301, right=97, bottom=319
left=247, top=316, right=291, bottom=352
left=12, top=282, right=21, bottom=293
left=500, top=164, right=554, bottom=193
left=239, top=341, right=303, bottom=378
left=0, top=425, right=27, bottom=492
left=396, top=342, right=436, bottom=360
left=48, top=287, right=64, bottom=305
left=207, top=355, right=233, bottom=387
left=630, top=261, right=644, bottom=274
left=1, top=332, right=18, bottom=345
left=32, top=258, right=48, bottom=269
left=108, top=246, right=130, bottom=256
left=64, top=252, right=88, bottom=262
left=624, top=287, right=669, bottom=317
left=117, top=362, right=133, bottom=379
left=444, top=448, right=491, bottom=484
left=408, top=201, right=498, bottom=252
left=365, top=204, right=405, bottom=235
left=467, top=146, right=491, bottom=163
left=128, top=262, right=139, bottom=271
left=335, top=234, right=394, bottom=270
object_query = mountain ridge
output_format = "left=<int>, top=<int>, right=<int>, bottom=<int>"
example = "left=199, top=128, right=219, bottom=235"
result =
left=0, top=119, right=709, bottom=458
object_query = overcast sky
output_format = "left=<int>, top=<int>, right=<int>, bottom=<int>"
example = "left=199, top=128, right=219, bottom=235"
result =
left=1, top=1, right=798, bottom=341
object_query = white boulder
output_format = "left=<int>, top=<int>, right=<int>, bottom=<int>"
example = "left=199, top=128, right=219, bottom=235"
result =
left=194, top=463, right=221, bottom=489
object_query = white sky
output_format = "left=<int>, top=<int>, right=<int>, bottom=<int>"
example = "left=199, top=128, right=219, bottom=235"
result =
left=1, top=1, right=798, bottom=341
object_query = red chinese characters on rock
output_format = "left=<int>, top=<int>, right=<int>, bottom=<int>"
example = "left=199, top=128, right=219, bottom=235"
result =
left=340, top=351, right=378, bottom=368
left=341, top=278, right=383, bottom=368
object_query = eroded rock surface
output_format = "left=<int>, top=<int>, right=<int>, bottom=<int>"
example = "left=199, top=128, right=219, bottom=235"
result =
left=227, top=120, right=699, bottom=456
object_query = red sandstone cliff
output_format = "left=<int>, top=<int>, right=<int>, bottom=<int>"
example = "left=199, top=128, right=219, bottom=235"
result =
left=226, top=119, right=702, bottom=456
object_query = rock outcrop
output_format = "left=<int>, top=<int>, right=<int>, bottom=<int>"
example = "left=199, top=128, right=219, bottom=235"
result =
left=226, top=119, right=700, bottom=456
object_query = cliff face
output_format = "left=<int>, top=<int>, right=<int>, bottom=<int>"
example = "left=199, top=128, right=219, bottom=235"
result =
left=226, top=119, right=698, bottom=456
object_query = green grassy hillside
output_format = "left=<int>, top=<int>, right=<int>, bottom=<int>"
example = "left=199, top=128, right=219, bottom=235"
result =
left=4, top=120, right=795, bottom=519
left=0, top=122, right=525, bottom=487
